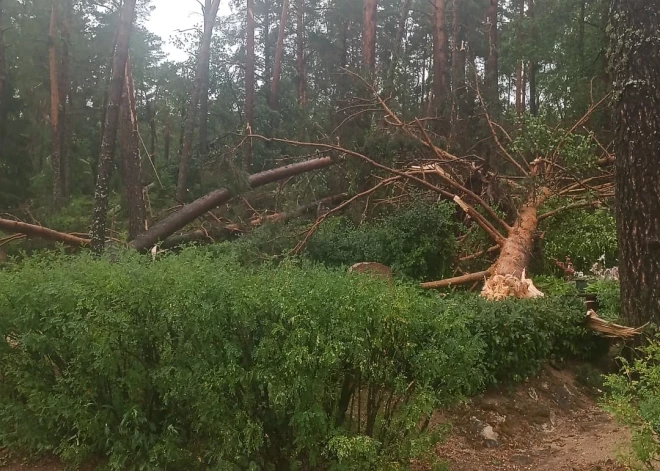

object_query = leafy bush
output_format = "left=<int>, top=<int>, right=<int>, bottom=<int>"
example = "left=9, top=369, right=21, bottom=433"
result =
left=604, top=338, right=660, bottom=469
left=540, top=207, right=617, bottom=273
left=306, top=201, right=457, bottom=281
left=586, top=280, right=621, bottom=321
left=0, top=250, right=598, bottom=470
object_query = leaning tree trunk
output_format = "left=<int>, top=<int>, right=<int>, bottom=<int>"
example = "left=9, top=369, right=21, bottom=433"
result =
left=296, top=0, right=307, bottom=108
left=131, top=156, right=336, bottom=251
left=48, top=0, right=63, bottom=206
left=609, top=0, right=660, bottom=326
left=120, top=58, right=147, bottom=240
left=90, top=0, right=137, bottom=253
left=432, top=0, right=448, bottom=113
left=245, top=0, right=256, bottom=170
left=269, top=0, right=289, bottom=109
left=485, top=0, right=499, bottom=105
left=176, top=0, right=221, bottom=202
left=362, top=0, right=377, bottom=73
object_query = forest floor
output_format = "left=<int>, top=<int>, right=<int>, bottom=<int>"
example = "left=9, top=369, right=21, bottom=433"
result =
left=0, top=365, right=633, bottom=471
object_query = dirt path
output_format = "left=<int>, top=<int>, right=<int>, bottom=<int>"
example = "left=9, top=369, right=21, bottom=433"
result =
left=1, top=365, right=632, bottom=471
left=435, top=365, right=631, bottom=471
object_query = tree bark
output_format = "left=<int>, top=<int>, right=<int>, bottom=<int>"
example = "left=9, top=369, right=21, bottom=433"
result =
left=609, top=0, right=660, bottom=326
left=48, top=0, right=63, bottom=206
left=0, top=218, right=89, bottom=247
left=450, top=0, right=465, bottom=135
left=245, top=0, right=255, bottom=170
left=432, top=0, right=448, bottom=112
left=528, top=0, right=537, bottom=115
left=90, top=0, right=137, bottom=253
left=176, top=0, right=221, bottom=202
left=269, top=0, right=289, bottom=109
left=199, top=0, right=213, bottom=160
left=296, top=0, right=307, bottom=108
left=163, top=108, right=171, bottom=161
left=120, top=58, right=147, bottom=240
left=387, top=0, right=412, bottom=93
left=485, top=0, right=499, bottom=105
left=515, top=0, right=524, bottom=115
left=362, top=0, right=377, bottom=73
left=58, top=0, right=72, bottom=197
left=130, top=156, right=335, bottom=251
left=0, top=0, right=7, bottom=149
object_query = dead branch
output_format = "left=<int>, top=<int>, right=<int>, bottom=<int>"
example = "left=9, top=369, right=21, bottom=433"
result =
left=460, top=244, right=501, bottom=262
left=454, top=196, right=505, bottom=244
left=421, top=269, right=493, bottom=289
left=0, top=218, right=90, bottom=247
left=538, top=200, right=605, bottom=221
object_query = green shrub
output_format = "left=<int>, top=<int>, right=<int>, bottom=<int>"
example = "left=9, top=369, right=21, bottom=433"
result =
left=586, top=280, right=620, bottom=321
left=306, top=201, right=457, bottom=281
left=0, top=250, right=598, bottom=470
left=604, top=338, right=660, bottom=469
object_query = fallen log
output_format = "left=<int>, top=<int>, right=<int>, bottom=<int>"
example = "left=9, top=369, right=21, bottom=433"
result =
left=0, top=218, right=90, bottom=247
left=130, top=156, right=335, bottom=251
left=159, top=193, right=348, bottom=250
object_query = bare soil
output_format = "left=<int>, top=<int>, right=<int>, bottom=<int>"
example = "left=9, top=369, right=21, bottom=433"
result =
left=0, top=364, right=633, bottom=471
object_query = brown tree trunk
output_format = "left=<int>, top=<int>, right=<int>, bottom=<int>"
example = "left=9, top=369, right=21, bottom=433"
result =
left=609, top=0, right=660, bottom=326
left=387, top=0, right=412, bottom=93
left=176, top=0, right=221, bottom=202
left=0, top=218, right=89, bottom=247
left=269, top=0, right=289, bottom=109
left=131, top=156, right=335, bottom=251
left=120, top=58, right=147, bottom=240
left=362, top=0, right=377, bottom=73
left=528, top=0, right=537, bottom=115
left=59, top=0, right=72, bottom=197
left=515, top=0, right=524, bottom=115
left=199, top=0, right=212, bottom=159
left=245, top=0, right=255, bottom=170
left=450, top=0, right=465, bottom=136
left=163, top=108, right=171, bottom=162
left=485, top=0, right=499, bottom=105
left=90, top=0, right=137, bottom=253
left=296, top=0, right=307, bottom=108
left=48, top=0, right=63, bottom=206
left=263, top=2, right=272, bottom=85
left=0, top=0, right=7, bottom=149
left=432, top=0, right=448, bottom=113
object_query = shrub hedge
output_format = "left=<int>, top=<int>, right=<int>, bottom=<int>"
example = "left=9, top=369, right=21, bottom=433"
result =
left=0, top=249, right=598, bottom=470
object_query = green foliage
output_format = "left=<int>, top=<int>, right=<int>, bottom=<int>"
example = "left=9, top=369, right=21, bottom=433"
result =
left=586, top=280, right=621, bottom=321
left=604, top=338, right=660, bottom=469
left=534, top=276, right=579, bottom=296
left=0, top=250, right=598, bottom=469
left=306, top=202, right=458, bottom=281
left=540, top=207, right=618, bottom=272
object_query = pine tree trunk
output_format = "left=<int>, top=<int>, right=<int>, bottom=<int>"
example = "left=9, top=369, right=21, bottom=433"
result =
left=245, top=0, right=256, bottom=171
left=163, top=108, right=171, bottom=162
left=515, top=0, right=524, bottom=115
left=387, top=0, right=412, bottom=93
left=90, top=0, right=137, bottom=253
left=48, top=0, right=63, bottom=206
left=432, top=0, right=448, bottom=114
left=450, top=0, right=465, bottom=135
left=176, top=0, right=221, bottom=202
left=609, top=0, right=660, bottom=326
left=269, top=0, right=289, bottom=109
left=59, top=0, right=72, bottom=197
left=120, top=58, right=146, bottom=240
left=0, top=0, right=6, bottom=148
left=296, top=0, right=307, bottom=108
left=263, top=2, right=272, bottom=86
left=485, top=0, right=499, bottom=105
left=528, top=0, right=537, bottom=115
left=362, top=0, right=377, bottom=73
left=199, top=0, right=212, bottom=159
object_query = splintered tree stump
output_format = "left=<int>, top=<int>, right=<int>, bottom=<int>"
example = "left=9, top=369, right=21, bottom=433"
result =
left=348, top=262, right=393, bottom=282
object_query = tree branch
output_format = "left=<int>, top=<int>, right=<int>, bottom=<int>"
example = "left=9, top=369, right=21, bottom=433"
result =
left=421, top=269, right=493, bottom=290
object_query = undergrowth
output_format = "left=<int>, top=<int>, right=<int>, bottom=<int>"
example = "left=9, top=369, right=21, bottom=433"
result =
left=0, top=249, right=600, bottom=470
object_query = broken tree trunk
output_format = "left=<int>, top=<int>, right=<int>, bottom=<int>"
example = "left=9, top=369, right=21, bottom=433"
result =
left=0, top=218, right=89, bottom=247
left=131, top=156, right=336, bottom=251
